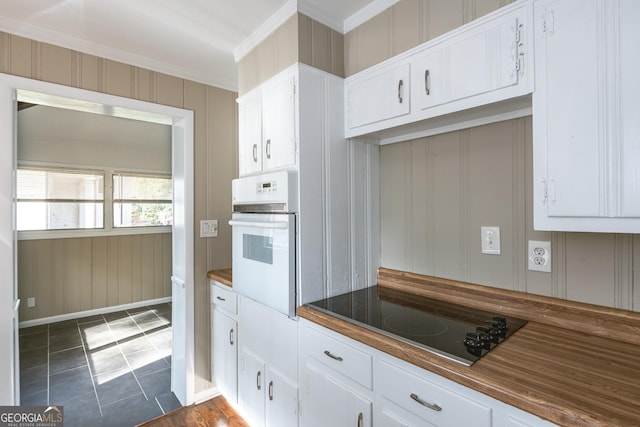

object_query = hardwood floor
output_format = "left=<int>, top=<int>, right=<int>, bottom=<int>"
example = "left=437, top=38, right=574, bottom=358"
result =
left=139, top=395, right=249, bottom=427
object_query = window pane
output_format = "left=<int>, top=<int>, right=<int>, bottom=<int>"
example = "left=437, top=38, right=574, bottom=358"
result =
left=17, top=169, right=104, bottom=200
left=114, top=203, right=173, bottom=227
left=113, top=174, right=172, bottom=228
left=113, top=175, right=172, bottom=200
left=17, top=202, right=104, bottom=230
left=17, top=168, right=104, bottom=231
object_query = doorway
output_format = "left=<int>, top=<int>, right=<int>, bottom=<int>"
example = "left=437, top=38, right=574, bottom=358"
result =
left=0, top=74, right=195, bottom=407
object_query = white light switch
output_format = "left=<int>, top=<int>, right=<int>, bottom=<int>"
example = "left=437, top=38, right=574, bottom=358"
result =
left=481, top=226, right=501, bottom=255
left=200, top=220, right=218, bottom=237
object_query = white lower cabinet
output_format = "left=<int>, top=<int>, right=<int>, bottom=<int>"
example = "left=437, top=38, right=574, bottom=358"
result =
left=210, top=281, right=238, bottom=404
left=376, top=359, right=491, bottom=427
left=239, top=349, right=299, bottom=427
left=237, top=296, right=298, bottom=427
left=299, top=320, right=373, bottom=427
left=300, top=362, right=372, bottom=427
left=298, top=319, right=558, bottom=427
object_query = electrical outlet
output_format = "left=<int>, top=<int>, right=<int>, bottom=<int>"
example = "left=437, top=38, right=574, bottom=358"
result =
left=481, top=226, right=501, bottom=255
left=528, top=240, right=551, bottom=272
left=27, top=297, right=36, bottom=308
left=200, top=220, right=218, bottom=237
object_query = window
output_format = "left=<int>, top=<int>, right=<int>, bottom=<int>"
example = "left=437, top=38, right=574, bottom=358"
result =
left=17, top=168, right=173, bottom=234
left=17, top=168, right=104, bottom=231
left=113, top=174, right=172, bottom=228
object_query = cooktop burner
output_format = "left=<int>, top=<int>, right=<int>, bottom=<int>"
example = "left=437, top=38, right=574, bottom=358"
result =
left=306, top=286, right=527, bottom=365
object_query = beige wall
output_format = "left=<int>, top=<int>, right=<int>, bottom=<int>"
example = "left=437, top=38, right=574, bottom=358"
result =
left=18, top=234, right=172, bottom=321
left=345, top=0, right=515, bottom=76
left=1, top=31, right=238, bottom=393
left=380, top=118, right=640, bottom=312
left=237, top=13, right=344, bottom=95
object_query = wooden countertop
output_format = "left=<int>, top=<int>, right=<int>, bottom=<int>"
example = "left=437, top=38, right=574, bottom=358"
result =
left=297, top=268, right=640, bottom=427
left=207, top=269, right=232, bottom=287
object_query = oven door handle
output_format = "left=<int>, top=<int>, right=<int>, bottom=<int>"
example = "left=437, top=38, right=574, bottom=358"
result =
left=228, top=220, right=289, bottom=230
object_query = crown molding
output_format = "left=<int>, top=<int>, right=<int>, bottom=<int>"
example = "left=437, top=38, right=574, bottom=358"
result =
left=0, top=16, right=238, bottom=92
left=233, top=0, right=297, bottom=62
left=297, top=1, right=344, bottom=33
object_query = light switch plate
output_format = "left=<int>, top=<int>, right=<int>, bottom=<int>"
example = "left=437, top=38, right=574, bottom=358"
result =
left=481, top=226, right=501, bottom=255
left=200, top=219, right=218, bottom=237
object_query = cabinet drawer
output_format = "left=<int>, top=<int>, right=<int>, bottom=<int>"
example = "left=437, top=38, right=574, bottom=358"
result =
left=300, top=324, right=372, bottom=389
left=211, top=283, right=237, bottom=315
left=378, top=360, right=491, bottom=426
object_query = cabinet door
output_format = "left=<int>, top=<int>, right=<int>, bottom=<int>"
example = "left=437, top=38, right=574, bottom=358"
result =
left=447, top=9, right=520, bottom=103
left=534, top=0, right=602, bottom=218
left=212, top=309, right=237, bottom=403
left=262, top=76, right=296, bottom=171
left=299, top=362, right=372, bottom=427
left=619, top=0, right=640, bottom=217
left=346, top=62, right=411, bottom=129
left=266, top=368, right=298, bottom=427
left=412, top=49, right=445, bottom=110
left=238, top=92, right=263, bottom=176
left=239, top=349, right=266, bottom=427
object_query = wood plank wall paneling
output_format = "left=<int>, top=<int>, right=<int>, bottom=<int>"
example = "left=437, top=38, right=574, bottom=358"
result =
left=344, top=0, right=516, bottom=76
left=17, top=234, right=171, bottom=321
left=237, top=13, right=345, bottom=96
left=2, top=31, right=238, bottom=394
left=380, top=117, right=640, bottom=312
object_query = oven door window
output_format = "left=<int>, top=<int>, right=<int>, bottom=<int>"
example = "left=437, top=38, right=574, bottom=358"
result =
left=242, top=233, right=273, bottom=265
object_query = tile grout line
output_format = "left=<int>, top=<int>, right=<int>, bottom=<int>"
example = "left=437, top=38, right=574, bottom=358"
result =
left=78, top=316, right=105, bottom=417
left=108, top=309, right=150, bottom=402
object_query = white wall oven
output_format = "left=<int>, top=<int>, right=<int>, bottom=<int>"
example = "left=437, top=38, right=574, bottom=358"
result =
left=229, top=171, right=297, bottom=317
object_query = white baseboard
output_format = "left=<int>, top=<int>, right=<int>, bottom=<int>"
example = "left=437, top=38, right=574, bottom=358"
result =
left=194, top=387, right=220, bottom=404
left=19, top=297, right=172, bottom=328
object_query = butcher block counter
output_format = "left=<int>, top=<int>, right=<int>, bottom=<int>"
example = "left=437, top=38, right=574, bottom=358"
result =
left=207, top=268, right=232, bottom=288
left=298, top=268, right=640, bottom=427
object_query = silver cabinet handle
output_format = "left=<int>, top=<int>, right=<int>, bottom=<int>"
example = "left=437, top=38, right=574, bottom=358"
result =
left=424, top=69, right=430, bottom=95
left=252, top=143, right=258, bottom=162
left=357, top=412, right=363, bottom=427
left=216, top=296, right=226, bottom=301
left=397, top=79, right=404, bottom=103
left=323, top=350, right=343, bottom=361
left=265, top=139, right=271, bottom=159
left=268, top=380, right=274, bottom=401
left=256, top=371, right=262, bottom=390
left=410, top=393, right=442, bottom=411
left=229, top=328, right=234, bottom=346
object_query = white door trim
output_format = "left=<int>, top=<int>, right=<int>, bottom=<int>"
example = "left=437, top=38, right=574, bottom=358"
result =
left=0, top=73, right=196, bottom=405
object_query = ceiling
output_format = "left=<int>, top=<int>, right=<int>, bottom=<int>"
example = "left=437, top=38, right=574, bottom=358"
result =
left=0, top=0, right=383, bottom=91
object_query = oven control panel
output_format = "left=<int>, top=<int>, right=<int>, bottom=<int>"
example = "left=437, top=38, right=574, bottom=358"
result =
left=256, top=180, right=277, bottom=194
left=232, top=170, right=298, bottom=212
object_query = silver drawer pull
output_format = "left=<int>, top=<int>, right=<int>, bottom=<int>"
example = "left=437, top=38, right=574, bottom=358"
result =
left=252, top=143, right=258, bottom=162
left=216, top=296, right=226, bottom=301
left=256, top=370, right=262, bottom=390
left=424, top=69, right=430, bottom=95
left=397, top=79, right=404, bottom=103
left=410, top=393, right=442, bottom=412
left=229, top=328, right=234, bottom=345
left=357, top=412, right=363, bottom=427
left=268, top=380, right=274, bottom=401
left=323, top=350, right=343, bottom=362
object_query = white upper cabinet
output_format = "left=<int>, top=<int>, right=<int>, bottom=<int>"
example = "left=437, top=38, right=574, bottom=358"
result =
left=238, top=69, right=296, bottom=176
left=346, top=61, right=411, bottom=130
left=345, top=0, right=532, bottom=142
left=533, top=0, right=640, bottom=232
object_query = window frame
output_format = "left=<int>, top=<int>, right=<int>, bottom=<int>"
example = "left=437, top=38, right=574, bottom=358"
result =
left=17, top=163, right=172, bottom=240
left=112, top=172, right=173, bottom=229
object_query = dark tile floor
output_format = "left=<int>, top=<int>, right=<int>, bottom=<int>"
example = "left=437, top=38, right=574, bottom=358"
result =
left=19, top=303, right=182, bottom=427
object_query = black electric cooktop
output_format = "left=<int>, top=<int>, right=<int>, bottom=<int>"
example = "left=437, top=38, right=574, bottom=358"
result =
left=306, top=286, right=527, bottom=366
